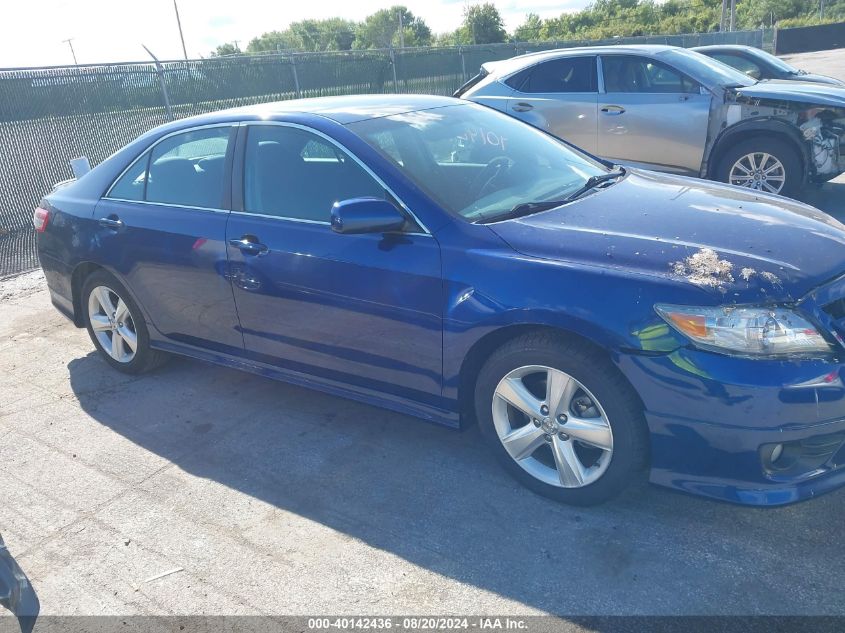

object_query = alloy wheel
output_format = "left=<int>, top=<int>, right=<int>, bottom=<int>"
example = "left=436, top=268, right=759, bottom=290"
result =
left=87, top=285, right=138, bottom=363
left=728, top=152, right=786, bottom=194
left=492, top=365, right=614, bottom=488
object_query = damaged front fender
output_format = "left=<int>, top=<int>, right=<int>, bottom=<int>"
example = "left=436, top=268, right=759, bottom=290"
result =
left=706, top=86, right=845, bottom=182
left=0, top=535, right=38, bottom=633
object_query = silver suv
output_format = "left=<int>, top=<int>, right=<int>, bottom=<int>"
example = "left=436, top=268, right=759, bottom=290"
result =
left=457, top=45, right=845, bottom=196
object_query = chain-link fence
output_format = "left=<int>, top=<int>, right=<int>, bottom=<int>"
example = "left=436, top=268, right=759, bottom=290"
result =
left=0, top=29, right=764, bottom=278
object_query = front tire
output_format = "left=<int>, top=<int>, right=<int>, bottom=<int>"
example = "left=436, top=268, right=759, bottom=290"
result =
left=82, top=270, right=167, bottom=374
left=716, top=138, right=802, bottom=197
left=474, top=332, right=648, bottom=506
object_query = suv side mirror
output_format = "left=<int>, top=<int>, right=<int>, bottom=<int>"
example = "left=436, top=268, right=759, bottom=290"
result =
left=331, top=197, right=406, bottom=235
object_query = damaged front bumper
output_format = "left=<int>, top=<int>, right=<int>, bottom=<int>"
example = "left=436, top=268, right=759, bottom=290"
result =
left=617, top=348, right=845, bottom=505
left=0, top=535, right=38, bottom=633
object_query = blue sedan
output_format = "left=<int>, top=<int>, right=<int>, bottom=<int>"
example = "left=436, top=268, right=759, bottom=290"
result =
left=36, top=95, right=845, bottom=506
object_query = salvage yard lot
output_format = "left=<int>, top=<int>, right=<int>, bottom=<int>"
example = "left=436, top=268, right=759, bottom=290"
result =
left=2, top=50, right=845, bottom=620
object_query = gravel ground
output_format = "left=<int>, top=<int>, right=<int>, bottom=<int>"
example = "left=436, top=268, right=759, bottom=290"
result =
left=2, top=50, right=845, bottom=623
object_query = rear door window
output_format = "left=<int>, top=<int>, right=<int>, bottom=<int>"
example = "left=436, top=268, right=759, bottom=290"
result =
left=146, top=127, right=232, bottom=208
left=108, top=153, right=149, bottom=201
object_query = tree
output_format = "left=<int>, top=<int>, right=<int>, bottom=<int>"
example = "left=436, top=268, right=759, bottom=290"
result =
left=211, top=42, right=242, bottom=57
left=513, top=13, right=543, bottom=41
left=355, top=6, right=432, bottom=48
left=290, top=18, right=357, bottom=51
left=246, top=18, right=358, bottom=53
left=461, top=3, right=507, bottom=44
left=246, top=30, right=303, bottom=53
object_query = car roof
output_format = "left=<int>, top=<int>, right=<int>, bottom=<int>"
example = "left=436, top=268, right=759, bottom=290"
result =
left=182, top=94, right=462, bottom=126
left=692, top=44, right=757, bottom=53
left=483, top=44, right=680, bottom=76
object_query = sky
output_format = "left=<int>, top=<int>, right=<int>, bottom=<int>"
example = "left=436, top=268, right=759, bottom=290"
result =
left=0, top=0, right=588, bottom=68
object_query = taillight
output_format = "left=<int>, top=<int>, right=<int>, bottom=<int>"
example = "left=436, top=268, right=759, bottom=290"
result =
left=33, top=206, right=49, bottom=232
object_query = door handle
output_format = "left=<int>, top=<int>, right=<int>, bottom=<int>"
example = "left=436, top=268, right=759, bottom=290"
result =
left=600, top=105, right=625, bottom=115
left=512, top=102, right=533, bottom=112
left=98, top=216, right=124, bottom=230
left=229, top=236, right=268, bottom=256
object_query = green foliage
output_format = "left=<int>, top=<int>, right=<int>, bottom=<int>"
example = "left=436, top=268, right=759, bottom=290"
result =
left=778, top=15, right=844, bottom=27
left=512, top=13, right=543, bottom=41
left=246, top=30, right=304, bottom=54
left=354, top=6, right=432, bottom=49
left=237, top=0, right=845, bottom=56
left=512, top=0, right=843, bottom=41
left=462, top=3, right=508, bottom=44
left=436, top=2, right=507, bottom=46
left=211, top=43, right=242, bottom=57
left=245, top=18, right=357, bottom=53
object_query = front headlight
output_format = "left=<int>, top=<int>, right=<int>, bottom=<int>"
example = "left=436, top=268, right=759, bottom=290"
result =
left=655, top=304, right=833, bottom=357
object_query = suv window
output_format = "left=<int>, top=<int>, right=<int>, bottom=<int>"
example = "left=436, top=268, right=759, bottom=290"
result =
left=602, top=56, right=699, bottom=94
left=243, top=125, right=385, bottom=222
left=146, top=127, right=231, bottom=208
left=508, top=57, right=597, bottom=93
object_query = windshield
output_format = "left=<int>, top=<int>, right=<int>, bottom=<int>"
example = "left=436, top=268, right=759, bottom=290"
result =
left=658, top=48, right=757, bottom=88
left=745, top=47, right=800, bottom=74
left=347, top=103, right=609, bottom=221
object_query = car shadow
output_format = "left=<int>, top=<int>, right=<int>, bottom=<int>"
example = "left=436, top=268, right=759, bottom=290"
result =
left=66, top=352, right=845, bottom=616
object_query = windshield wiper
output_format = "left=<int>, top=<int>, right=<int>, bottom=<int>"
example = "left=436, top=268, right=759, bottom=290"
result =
left=472, top=168, right=626, bottom=224
left=508, top=168, right=626, bottom=215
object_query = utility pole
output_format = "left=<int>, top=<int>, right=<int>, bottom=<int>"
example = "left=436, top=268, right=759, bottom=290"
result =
left=719, top=0, right=728, bottom=31
left=233, top=40, right=240, bottom=52
left=729, top=0, right=736, bottom=31
left=62, top=38, right=78, bottom=64
left=820, top=0, right=826, bottom=20
left=173, top=0, right=188, bottom=59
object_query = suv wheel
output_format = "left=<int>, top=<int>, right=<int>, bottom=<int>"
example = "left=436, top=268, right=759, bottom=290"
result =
left=717, top=138, right=802, bottom=197
left=474, top=332, right=648, bottom=506
left=82, top=270, right=167, bottom=374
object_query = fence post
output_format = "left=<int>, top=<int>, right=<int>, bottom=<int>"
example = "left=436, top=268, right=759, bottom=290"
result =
left=389, top=48, right=398, bottom=92
left=459, top=46, right=467, bottom=82
left=290, top=56, right=301, bottom=98
left=155, top=64, right=173, bottom=121
left=143, top=44, right=173, bottom=121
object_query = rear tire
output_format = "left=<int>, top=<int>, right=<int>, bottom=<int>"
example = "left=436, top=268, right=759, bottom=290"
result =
left=474, top=331, right=648, bottom=506
left=81, top=270, right=167, bottom=374
left=716, top=137, right=803, bottom=198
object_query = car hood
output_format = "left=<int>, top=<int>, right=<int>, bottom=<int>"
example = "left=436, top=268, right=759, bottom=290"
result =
left=732, top=81, right=845, bottom=108
left=788, top=72, right=845, bottom=87
left=487, top=170, right=845, bottom=303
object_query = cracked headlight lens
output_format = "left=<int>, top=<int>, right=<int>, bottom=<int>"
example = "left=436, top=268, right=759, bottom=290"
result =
left=655, top=304, right=833, bottom=357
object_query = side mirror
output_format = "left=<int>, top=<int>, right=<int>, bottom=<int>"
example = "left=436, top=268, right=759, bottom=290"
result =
left=331, top=197, right=406, bottom=235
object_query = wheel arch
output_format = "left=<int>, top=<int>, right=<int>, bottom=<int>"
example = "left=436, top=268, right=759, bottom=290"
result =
left=70, top=262, right=151, bottom=330
left=70, top=261, right=106, bottom=327
left=457, top=323, right=643, bottom=427
left=706, top=119, right=809, bottom=181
